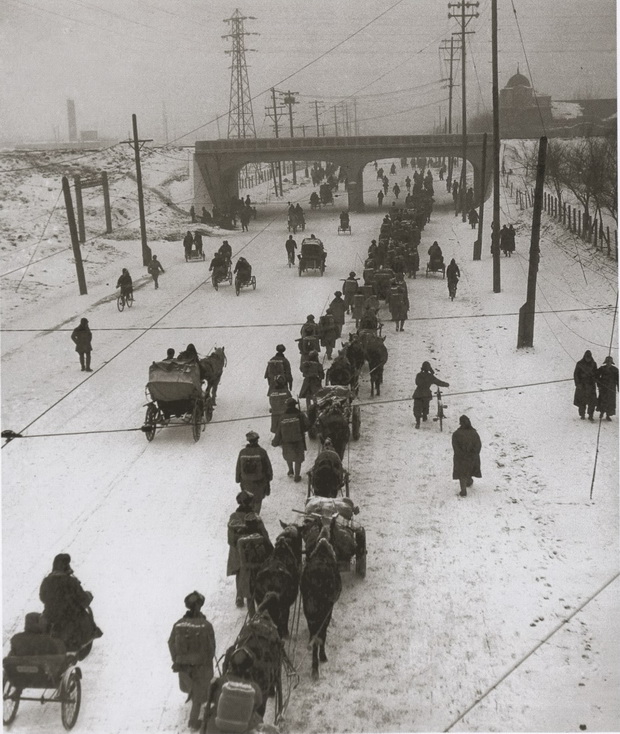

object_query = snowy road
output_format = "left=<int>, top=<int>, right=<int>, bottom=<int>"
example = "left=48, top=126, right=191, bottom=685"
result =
left=2, top=161, right=618, bottom=733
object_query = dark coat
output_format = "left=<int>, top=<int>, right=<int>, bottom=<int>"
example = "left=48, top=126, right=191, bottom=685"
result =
left=299, top=359, right=324, bottom=399
left=39, top=570, right=97, bottom=649
left=264, top=353, right=293, bottom=389
left=71, top=324, right=92, bottom=353
left=452, top=422, right=482, bottom=480
left=226, top=511, right=271, bottom=576
left=573, top=353, right=598, bottom=407
left=413, top=371, right=449, bottom=401
left=272, top=407, right=309, bottom=462
left=595, top=363, right=619, bottom=416
left=235, top=444, right=273, bottom=501
left=328, top=297, right=347, bottom=326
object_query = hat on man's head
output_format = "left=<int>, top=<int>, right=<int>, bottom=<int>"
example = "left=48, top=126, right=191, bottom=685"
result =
left=276, top=344, right=286, bottom=353
left=285, top=397, right=298, bottom=407
left=306, top=315, right=315, bottom=321
left=184, top=591, right=205, bottom=610
left=52, top=553, right=72, bottom=572
left=236, top=490, right=254, bottom=506
left=80, top=318, right=88, bottom=326
left=349, top=272, right=356, bottom=277
left=604, top=355, right=615, bottom=365
left=246, top=431, right=259, bottom=442
left=334, top=291, right=342, bottom=297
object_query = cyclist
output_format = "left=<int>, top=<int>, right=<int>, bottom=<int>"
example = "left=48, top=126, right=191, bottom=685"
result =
left=412, top=361, right=450, bottom=429
left=447, top=258, right=460, bottom=299
left=116, top=268, right=133, bottom=303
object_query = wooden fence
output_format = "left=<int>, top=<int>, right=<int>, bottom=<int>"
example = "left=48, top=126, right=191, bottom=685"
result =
left=511, top=179, right=618, bottom=262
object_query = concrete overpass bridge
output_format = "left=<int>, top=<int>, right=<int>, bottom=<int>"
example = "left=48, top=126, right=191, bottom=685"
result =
left=194, top=133, right=491, bottom=212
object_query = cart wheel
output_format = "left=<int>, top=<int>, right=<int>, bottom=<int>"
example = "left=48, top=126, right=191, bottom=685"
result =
left=202, top=253, right=206, bottom=261
left=307, top=473, right=312, bottom=498
left=320, top=265, right=325, bottom=276
left=308, top=423, right=317, bottom=439
left=298, top=263, right=302, bottom=277
left=352, top=406, right=361, bottom=440
left=192, top=401, right=203, bottom=442
left=144, top=404, right=158, bottom=442
left=235, top=278, right=240, bottom=296
left=60, top=669, right=81, bottom=730
left=439, top=405, right=444, bottom=432
left=3, top=677, right=20, bottom=726
left=204, top=397, right=214, bottom=423
left=344, top=472, right=350, bottom=498
left=228, top=272, right=233, bottom=284
left=126, top=292, right=134, bottom=309
left=251, top=276, right=256, bottom=290
left=116, top=294, right=125, bottom=312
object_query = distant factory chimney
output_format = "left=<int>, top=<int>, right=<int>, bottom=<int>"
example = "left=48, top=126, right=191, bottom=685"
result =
left=67, top=99, right=77, bottom=142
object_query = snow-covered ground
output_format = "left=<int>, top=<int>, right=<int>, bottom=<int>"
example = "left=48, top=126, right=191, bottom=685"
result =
left=1, top=146, right=618, bottom=734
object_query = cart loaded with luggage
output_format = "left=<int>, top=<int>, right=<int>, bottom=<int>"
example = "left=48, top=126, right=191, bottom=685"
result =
left=298, top=238, right=326, bottom=277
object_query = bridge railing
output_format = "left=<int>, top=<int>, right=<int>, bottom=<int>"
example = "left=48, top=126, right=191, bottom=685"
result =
left=195, top=133, right=486, bottom=153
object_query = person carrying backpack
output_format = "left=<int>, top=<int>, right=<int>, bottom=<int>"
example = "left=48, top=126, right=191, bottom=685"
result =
left=227, top=492, right=272, bottom=608
left=235, top=431, right=273, bottom=514
left=264, top=344, right=293, bottom=393
left=168, top=590, right=216, bottom=731
left=319, top=309, right=338, bottom=360
left=271, top=398, right=310, bottom=482
left=204, top=647, right=264, bottom=733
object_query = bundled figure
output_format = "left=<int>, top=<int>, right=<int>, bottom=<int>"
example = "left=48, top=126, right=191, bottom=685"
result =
left=227, top=492, right=273, bottom=610
left=116, top=268, right=133, bottom=299
left=168, top=591, right=216, bottom=731
left=148, top=255, right=165, bottom=289
left=573, top=350, right=598, bottom=421
left=299, top=351, right=324, bottom=409
left=264, top=344, right=293, bottom=393
left=235, top=431, right=273, bottom=514
left=319, top=309, right=338, bottom=360
left=71, top=317, right=92, bottom=372
left=39, top=553, right=103, bottom=658
left=328, top=292, right=347, bottom=338
left=412, top=361, right=449, bottom=428
left=452, top=415, right=482, bottom=497
left=342, top=272, right=359, bottom=313
left=285, top=235, right=297, bottom=266
left=595, top=356, right=619, bottom=421
left=183, top=231, right=194, bottom=259
left=387, top=278, right=409, bottom=332
left=446, top=259, right=460, bottom=300
left=272, top=398, right=310, bottom=482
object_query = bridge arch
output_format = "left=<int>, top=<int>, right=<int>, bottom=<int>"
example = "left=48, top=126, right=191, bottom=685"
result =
left=194, top=134, right=491, bottom=213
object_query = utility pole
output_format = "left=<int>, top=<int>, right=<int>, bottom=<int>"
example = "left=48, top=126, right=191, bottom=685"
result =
left=312, top=100, right=323, bottom=136
left=74, top=175, right=85, bottom=244
left=334, top=106, right=339, bottom=136
left=62, top=176, right=87, bottom=295
left=123, top=114, right=152, bottom=266
left=474, top=132, right=487, bottom=260
left=517, top=137, right=547, bottom=347
left=353, top=97, right=359, bottom=135
left=265, top=87, right=285, bottom=196
left=448, top=0, right=478, bottom=222
left=491, top=0, right=501, bottom=292
left=440, top=36, right=460, bottom=188
left=283, top=90, right=299, bottom=184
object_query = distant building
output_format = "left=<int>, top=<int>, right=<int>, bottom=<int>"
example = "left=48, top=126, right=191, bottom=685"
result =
left=80, top=130, right=99, bottom=142
left=499, top=68, right=553, bottom=136
left=499, top=68, right=616, bottom=138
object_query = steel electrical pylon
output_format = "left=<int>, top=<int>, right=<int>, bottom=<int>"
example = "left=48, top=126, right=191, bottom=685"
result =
left=222, top=9, right=258, bottom=140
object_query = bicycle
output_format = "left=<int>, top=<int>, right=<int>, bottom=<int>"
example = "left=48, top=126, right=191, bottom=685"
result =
left=448, top=277, right=458, bottom=301
left=433, top=387, right=446, bottom=431
left=116, top=289, right=134, bottom=312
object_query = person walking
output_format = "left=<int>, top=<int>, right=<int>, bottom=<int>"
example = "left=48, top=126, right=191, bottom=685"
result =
left=271, top=397, right=309, bottom=482
left=412, top=361, right=449, bottom=428
left=595, top=356, right=619, bottom=421
left=329, top=291, right=347, bottom=338
left=183, top=231, right=194, bottom=259
left=285, top=235, right=297, bottom=266
left=342, top=272, right=360, bottom=314
left=148, top=255, right=165, bottom=289
left=377, top=190, right=384, bottom=208
left=468, top=208, right=479, bottom=229
left=168, top=591, right=216, bottom=731
left=573, top=350, right=598, bottom=421
left=71, top=317, right=93, bottom=371
left=264, top=344, right=293, bottom=393
left=226, top=492, right=272, bottom=609
left=452, top=415, right=481, bottom=497
left=235, top=431, right=273, bottom=514
left=392, top=183, right=400, bottom=199
left=194, top=232, right=203, bottom=257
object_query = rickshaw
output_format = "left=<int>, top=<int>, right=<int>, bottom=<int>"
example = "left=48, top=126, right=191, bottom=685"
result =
left=298, top=238, right=326, bottom=277
left=3, top=651, right=82, bottom=730
left=234, top=269, right=257, bottom=296
left=142, top=358, right=213, bottom=442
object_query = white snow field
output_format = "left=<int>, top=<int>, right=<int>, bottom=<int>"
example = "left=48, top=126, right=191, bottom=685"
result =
left=2, top=148, right=618, bottom=734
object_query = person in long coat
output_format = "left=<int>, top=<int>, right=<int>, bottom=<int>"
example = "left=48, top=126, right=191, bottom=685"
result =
left=299, top=351, right=324, bottom=409
left=226, top=492, right=272, bottom=607
left=168, top=591, right=216, bottom=731
left=319, top=309, right=338, bottom=360
left=573, top=350, right=598, bottom=420
left=264, top=344, right=293, bottom=392
left=412, top=361, right=449, bottom=428
left=71, top=317, right=92, bottom=371
left=452, top=415, right=481, bottom=497
left=328, top=292, right=347, bottom=338
left=595, top=356, right=619, bottom=420
left=235, top=431, right=273, bottom=514
left=271, top=398, right=309, bottom=481
left=183, top=231, right=194, bottom=258
left=388, top=280, right=409, bottom=332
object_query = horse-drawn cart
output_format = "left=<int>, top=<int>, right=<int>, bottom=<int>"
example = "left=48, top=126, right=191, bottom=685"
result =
left=142, top=358, right=213, bottom=442
left=3, top=652, right=82, bottom=730
left=298, top=238, right=326, bottom=277
left=308, top=385, right=361, bottom=452
left=303, top=497, right=366, bottom=577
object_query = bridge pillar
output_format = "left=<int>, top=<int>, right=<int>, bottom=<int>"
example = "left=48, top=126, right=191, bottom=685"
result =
left=340, top=155, right=368, bottom=212
left=194, top=155, right=240, bottom=214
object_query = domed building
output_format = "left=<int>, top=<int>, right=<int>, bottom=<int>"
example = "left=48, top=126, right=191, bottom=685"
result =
left=500, top=67, right=553, bottom=136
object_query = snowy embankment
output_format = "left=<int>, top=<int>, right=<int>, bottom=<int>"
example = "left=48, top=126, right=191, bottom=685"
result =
left=1, top=148, right=618, bottom=733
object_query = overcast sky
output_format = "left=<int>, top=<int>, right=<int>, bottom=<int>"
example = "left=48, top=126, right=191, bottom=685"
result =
left=1, top=0, right=616, bottom=143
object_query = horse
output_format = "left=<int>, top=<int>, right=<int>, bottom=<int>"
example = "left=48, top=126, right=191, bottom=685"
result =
left=300, top=522, right=342, bottom=680
left=254, top=525, right=302, bottom=639
left=199, top=346, right=226, bottom=405
left=357, top=332, right=388, bottom=397
left=314, top=406, right=350, bottom=460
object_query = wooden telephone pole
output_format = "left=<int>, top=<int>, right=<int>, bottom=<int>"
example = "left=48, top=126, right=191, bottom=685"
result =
left=265, top=88, right=285, bottom=197
left=491, top=0, right=501, bottom=292
left=440, top=36, right=460, bottom=189
left=282, top=90, right=299, bottom=184
left=62, top=176, right=87, bottom=295
left=448, top=0, right=479, bottom=222
left=122, top=115, right=152, bottom=266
